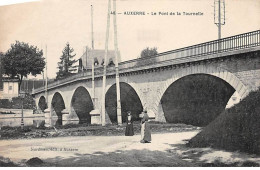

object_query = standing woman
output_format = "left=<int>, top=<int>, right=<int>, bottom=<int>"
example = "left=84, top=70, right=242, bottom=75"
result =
left=140, top=110, right=151, bottom=143
left=125, top=111, right=134, bottom=136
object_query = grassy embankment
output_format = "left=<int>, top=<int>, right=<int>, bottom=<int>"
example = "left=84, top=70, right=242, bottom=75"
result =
left=188, top=88, right=260, bottom=155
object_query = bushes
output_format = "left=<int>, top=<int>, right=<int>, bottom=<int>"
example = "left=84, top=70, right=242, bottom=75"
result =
left=0, top=99, right=12, bottom=108
left=187, top=88, right=260, bottom=155
left=0, top=93, right=36, bottom=109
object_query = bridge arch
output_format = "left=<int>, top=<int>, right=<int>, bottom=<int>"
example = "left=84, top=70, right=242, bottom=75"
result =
left=153, top=64, right=249, bottom=124
left=70, top=86, right=93, bottom=124
left=51, top=91, right=66, bottom=125
left=105, top=82, right=144, bottom=123
left=105, top=78, right=145, bottom=107
left=38, top=96, right=47, bottom=112
left=70, top=84, right=93, bottom=100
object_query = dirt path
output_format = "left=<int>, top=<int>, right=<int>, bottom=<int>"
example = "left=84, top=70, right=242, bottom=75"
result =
left=1, top=130, right=259, bottom=167
left=0, top=131, right=198, bottom=166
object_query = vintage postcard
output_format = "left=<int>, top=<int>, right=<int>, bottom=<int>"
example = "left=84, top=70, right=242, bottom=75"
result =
left=0, top=0, right=259, bottom=167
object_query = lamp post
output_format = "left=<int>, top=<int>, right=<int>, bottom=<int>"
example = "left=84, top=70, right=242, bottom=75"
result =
left=19, top=92, right=25, bottom=130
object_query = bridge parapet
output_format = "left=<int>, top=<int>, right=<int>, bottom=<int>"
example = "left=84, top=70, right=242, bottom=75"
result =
left=33, top=30, right=260, bottom=94
left=119, top=30, right=260, bottom=69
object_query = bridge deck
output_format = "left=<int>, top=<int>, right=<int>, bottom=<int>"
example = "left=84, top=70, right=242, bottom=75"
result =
left=33, top=30, right=260, bottom=94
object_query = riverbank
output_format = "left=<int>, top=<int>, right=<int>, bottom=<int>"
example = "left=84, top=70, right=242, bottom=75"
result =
left=0, top=122, right=200, bottom=140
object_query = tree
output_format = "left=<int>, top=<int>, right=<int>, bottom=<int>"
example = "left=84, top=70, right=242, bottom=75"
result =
left=140, top=47, right=158, bottom=58
left=2, top=41, right=45, bottom=90
left=136, top=47, right=158, bottom=66
left=56, top=43, right=77, bottom=80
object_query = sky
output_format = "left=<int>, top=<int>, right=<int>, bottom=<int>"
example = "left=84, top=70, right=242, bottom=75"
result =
left=0, top=0, right=259, bottom=79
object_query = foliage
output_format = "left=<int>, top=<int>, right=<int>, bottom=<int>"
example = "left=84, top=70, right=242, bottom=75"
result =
left=0, top=52, right=4, bottom=72
left=0, top=93, right=36, bottom=109
left=136, top=47, right=158, bottom=67
left=38, top=97, right=47, bottom=111
left=2, top=41, right=45, bottom=88
left=56, top=43, right=77, bottom=80
left=187, top=88, right=260, bottom=155
left=0, top=52, right=4, bottom=90
left=140, top=47, right=158, bottom=58
left=0, top=99, right=11, bottom=108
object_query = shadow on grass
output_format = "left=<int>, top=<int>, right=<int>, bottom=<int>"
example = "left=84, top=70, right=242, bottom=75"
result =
left=168, top=143, right=260, bottom=167
left=0, top=160, right=19, bottom=167
left=20, top=143, right=260, bottom=167
left=29, top=149, right=197, bottom=167
left=0, top=156, right=19, bottom=167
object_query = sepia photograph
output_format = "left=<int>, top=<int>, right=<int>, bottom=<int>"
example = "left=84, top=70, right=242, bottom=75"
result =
left=0, top=0, right=260, bottom=167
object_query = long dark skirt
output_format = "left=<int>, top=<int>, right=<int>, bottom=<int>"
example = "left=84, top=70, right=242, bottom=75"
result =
left=125, top=123, right=134, bottom=136
left=141, top=122, right=151, bottom=142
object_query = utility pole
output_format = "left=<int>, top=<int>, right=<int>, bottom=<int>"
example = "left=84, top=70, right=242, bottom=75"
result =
left=32, top=79, right=34, bottom=94
left=91, top=5, right=95, bottom=109
left=218, top=0, right=221, bottom=40
left=27, top=78, right=29, bottom=93
left=42, top=71, right=44, bottom=86
left=91, top=5, right=94, bottom=50
left=101, top=0, right=111, bottom=126
left=41, top=44, right=44, bottom=87
left=45, top=45, right=48, bottom=105
left=214, top=0, right=225, bottom=40
left=113, top=0, right=122, bottom=125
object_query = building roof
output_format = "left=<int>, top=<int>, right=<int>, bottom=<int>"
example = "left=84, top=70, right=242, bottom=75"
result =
left=80, top=49, right=121, bottom=69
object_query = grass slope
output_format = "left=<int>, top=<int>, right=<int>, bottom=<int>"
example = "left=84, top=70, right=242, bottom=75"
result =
left=187, top=88, right=260, bottom=155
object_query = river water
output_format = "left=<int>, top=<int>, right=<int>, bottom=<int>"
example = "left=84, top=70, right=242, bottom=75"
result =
left=0, top=117, right=45, bottom=127
left=0, top=116, right=79, bottom=128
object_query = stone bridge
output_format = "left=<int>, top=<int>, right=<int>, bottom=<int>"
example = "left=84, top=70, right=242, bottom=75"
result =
left=33, top=30, right=260, bottom=126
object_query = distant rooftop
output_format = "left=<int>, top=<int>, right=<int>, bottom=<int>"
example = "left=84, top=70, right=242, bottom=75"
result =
left=80, top=49, right=121, bottom=70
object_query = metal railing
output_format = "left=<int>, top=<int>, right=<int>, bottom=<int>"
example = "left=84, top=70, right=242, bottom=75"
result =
left=118, top=30, right=260, bottom=69
left=34, top=30, right=260, bottom=94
